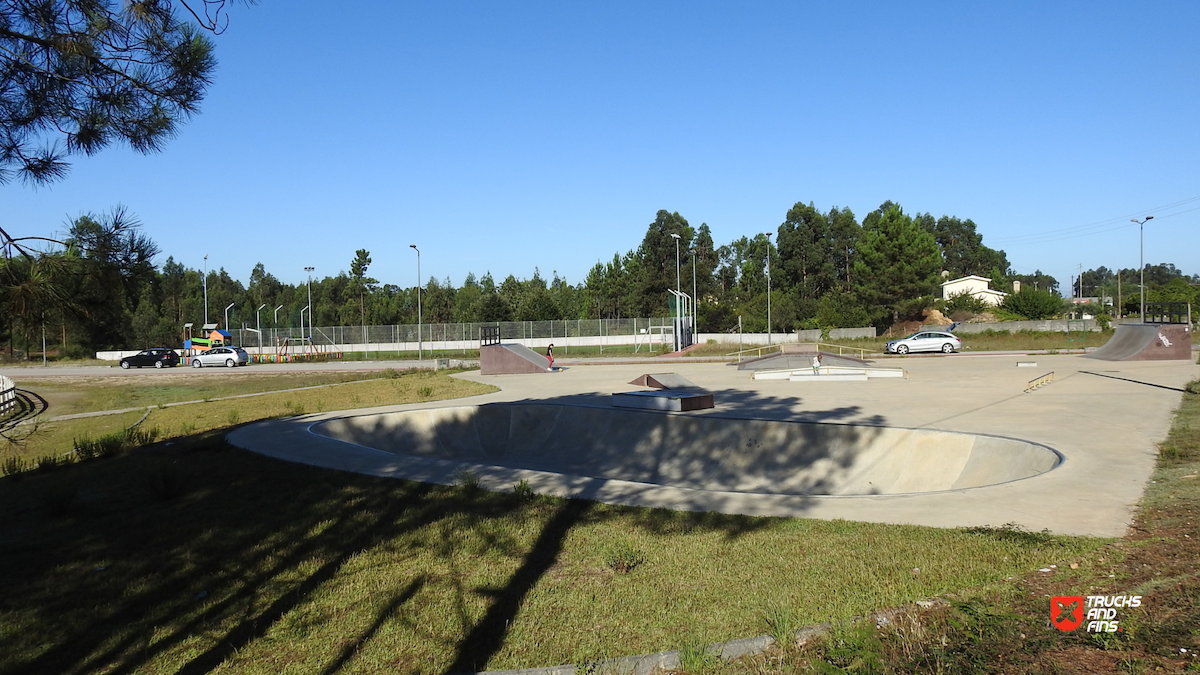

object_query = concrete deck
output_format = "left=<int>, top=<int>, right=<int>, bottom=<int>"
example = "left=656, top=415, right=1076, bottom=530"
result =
left=227, top=354, right=1199, bottom=537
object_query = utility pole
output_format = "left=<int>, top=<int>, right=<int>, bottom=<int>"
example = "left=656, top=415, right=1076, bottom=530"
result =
left=1131, top=216, right=1153, bottom=321
left=410, top=244, right=422, bottom=361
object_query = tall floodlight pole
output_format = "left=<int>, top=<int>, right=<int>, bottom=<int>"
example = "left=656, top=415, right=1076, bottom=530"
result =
left=671, top=233, right=681, bottom=350
left=202, top=254, right=209, bottom=325
left=765, top=233, right=773, bottom=346
left=410, top=245, right=422, bottom=361
left=691, top=248, right=697, bottom=338
left=304, top=266, right=315, bottom=344
left=1131, top=216, right=1153, bottom=321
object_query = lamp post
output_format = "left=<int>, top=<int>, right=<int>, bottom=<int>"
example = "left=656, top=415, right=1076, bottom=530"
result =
left=304, top=266, right=315, bottom=346
left=256, top=304, right=266, bottom=353
left=224, top=303, right=234, bottom=333
left=1131, top=216, right=1153, bottom=321
left=202, top=254, right=209, bottom=325
left=670, top=233, right=681, bottom=350
left=274, top=304, right=284, bottom=351
left=764, top=233, right=772, bottom=346
left=410, top=244, right=421, bottom=361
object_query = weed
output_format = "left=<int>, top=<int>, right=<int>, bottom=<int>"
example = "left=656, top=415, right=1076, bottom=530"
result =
left=961, top=521, right=1056, bottom=545
left=126, top=427, right=159, bottom=447
left=284, top=401, right=306, bottom=416
left=180, top=421, right=197, bottom=436
left=226, top=410, right=240, bottom=426
left=763, top=604, right=801, bottom=647
left=1186, top=380, right=1200, bottom=395
left=678, top=637, right=721, bottom=673
left=603, top=543, right=646, bottom=574
left=382, top=368, right=402, bottom=379
left=455, top=468, right=480, bottom=493
left=36, top=454, right=67, bottom=471
left=512, top=479, right=535, bottom=502
left=813, top=621, right=886, bottom=674
left=418, top=386, right=434, bottom=398
left=1, top=455, right=29, bottom=476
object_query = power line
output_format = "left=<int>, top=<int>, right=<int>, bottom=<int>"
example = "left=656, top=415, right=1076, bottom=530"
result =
left=990, top=195, right=1200, bottom=246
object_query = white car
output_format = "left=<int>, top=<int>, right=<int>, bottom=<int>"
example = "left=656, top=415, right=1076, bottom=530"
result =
left=884, top=331, right=962, bottom=354
left=190, top=346, right=251, bottom=368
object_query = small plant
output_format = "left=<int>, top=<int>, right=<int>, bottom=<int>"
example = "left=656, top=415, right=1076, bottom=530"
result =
left=180, top=421, right=197, bottom=436
left=603, top=543, right=646, bottom=574
left=382, top=368, right=402, bottom=379
left=455, top=468, right=480, bottom=493
left=417, top=386, right=434, bottom=398
left=764, top=604, right=800, bottom=647
left=677, top=637, right=721, bottom=673
left=126, top=427, right=159, bottom=447
left=37, top=454, right=67, bottom=471
left=512, top=479, right=535, bottom=502
left=814, top=620, right=886, bottom=673
left=284, top=401, right=306, bottom=416
left=2, top=455, right=29, bottom=476
left=226, top=410, right=240, bottom=426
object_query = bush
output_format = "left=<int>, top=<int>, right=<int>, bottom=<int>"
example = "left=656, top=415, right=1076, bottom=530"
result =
left=603, top=543, right=646, bottom=574
left=944, top=291, right=990, bottom=315
left=1, top=455, right=29, bottom=477
left=1001, top=287, right=1063, bottom=320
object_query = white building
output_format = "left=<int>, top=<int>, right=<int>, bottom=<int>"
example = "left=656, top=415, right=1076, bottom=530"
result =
left=941, top=275, right=1008, bottom=306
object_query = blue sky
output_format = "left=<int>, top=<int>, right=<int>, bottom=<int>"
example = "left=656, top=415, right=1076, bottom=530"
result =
left=5, top=1, right=1198, bottom=292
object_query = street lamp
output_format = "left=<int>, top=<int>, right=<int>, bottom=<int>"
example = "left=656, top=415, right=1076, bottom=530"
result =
left=691, top=246, right=697, bottom=339
left=670, top=233, right=681, bottom=350
left=764, top=233, right=772, bottom=346
left=410, top=244, right=421, bottom=361
left=202, top=254, right=209, bottom=325
left=224, top=303, right=234, bottom=332
left=304, top=266, right=315, bottom=343
left=1131, top=216, right=1153, bottom=321
left=256, top=304, right=266, bottom=353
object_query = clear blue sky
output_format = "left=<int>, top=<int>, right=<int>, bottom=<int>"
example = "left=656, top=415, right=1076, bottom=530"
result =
left=6, top=1, right=1199, bottom=292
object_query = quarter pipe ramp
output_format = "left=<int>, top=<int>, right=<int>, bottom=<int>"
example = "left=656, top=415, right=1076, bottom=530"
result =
left=1083, top=323, right=1192, bottom=361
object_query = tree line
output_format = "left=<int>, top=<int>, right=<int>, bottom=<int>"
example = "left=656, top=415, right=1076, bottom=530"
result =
left=3, top=201, right=1196, bottom=356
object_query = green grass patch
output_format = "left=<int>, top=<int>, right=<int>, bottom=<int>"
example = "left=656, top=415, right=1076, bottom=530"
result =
left=0, top=446, right=1104, bottom=674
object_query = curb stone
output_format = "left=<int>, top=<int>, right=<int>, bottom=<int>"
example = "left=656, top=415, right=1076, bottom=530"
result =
left=462, top=600, right=945, bottom=675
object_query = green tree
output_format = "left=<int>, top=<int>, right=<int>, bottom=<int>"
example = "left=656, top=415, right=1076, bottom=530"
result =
left=777, top=201, right=835, bottom=305
left=346, top=249, right=378, bottom=331
left=853, top=205, right=942, bottom=326
left=0, top=0, right=247, bottom=186
left=1002, top=287, right=1063, bottom=320
left=920, top=214, right=1009, bottom=279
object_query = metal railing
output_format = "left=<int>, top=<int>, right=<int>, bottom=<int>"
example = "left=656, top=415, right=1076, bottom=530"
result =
left=726, top=342, right=871, bottom=360
left=1025, top=371, right=1055, bottom=393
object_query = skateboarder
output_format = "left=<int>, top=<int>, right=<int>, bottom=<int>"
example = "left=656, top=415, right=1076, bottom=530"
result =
left=811, top=353, right=822, bottom=375
left=546, top=343, right=554, bottom=369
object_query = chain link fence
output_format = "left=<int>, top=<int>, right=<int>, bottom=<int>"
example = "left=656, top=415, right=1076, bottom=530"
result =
left=228, top=318, right=674, bottom=352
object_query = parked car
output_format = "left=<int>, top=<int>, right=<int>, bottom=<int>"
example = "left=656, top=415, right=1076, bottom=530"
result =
left=884, top=331, right=963, bottom=354
left=119, top=348, right=181, bottom=369
left=190, top=346, right=251, bottom=368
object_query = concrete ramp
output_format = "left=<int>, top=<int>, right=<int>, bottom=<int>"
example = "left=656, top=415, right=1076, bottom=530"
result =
left=628, top=373, right=702, bottom=390
left=480, top=343, right=550, bottom=375
left=314, top=404, right=1060, bottom=496
left=1084, top=324, right=1192, bottom=361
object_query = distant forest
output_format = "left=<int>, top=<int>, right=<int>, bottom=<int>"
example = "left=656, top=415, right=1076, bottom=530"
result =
left=2, top=201, right=1197, bottom=355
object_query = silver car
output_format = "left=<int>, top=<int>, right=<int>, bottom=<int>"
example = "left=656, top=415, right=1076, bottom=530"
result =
left=190, top=346, right=251, bottom=368
left=884, top=331, right=962, bottom=354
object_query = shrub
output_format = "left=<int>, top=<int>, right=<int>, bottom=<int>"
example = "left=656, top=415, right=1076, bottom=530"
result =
left=944, top=290, right=990, bottom=315
left=2, top=455, right=29, bottom=477
left=455, top=468, right=480, bottom=493
left=512, top=479, right=535, bottom=502
left=417, top=386, right=434, bottom=398
left=1002, top=287, right=1063, bottom=320
left=764, top=604, right=801, bottom=647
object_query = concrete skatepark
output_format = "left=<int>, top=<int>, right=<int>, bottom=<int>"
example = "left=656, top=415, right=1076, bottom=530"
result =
left=229, top=346, right=1199, bottom=537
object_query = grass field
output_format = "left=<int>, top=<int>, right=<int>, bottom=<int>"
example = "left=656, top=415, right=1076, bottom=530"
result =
left=0, top=370, right=1113, bottom=674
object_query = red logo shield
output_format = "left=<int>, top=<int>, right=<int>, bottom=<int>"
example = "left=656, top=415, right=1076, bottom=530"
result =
left=1051, top=596, right=1084, bottom=631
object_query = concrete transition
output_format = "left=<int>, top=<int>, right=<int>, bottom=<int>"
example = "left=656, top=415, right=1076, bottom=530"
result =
left=617, top=373, right=714, bottom=410
left=480, top=343, right=550, bottom=375
left=313, top=404, right=1059, bottom=496
left=1084, top=323, right=1193, bottom=361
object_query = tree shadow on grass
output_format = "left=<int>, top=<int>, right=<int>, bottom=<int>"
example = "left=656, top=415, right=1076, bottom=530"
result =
left=0, top=387, right=890, bottom=675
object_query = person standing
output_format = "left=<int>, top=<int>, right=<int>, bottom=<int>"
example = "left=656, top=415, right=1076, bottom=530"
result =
left=811, top=353, right=822, bottom=375
left=546, top=343, right=554, bottom=369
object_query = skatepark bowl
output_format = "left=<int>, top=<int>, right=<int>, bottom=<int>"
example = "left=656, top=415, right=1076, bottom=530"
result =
left=312, top=404, right=1061, bottom=497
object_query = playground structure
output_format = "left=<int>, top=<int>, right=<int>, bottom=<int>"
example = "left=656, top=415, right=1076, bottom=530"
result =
left=181, top=323, right=230, bottom=357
